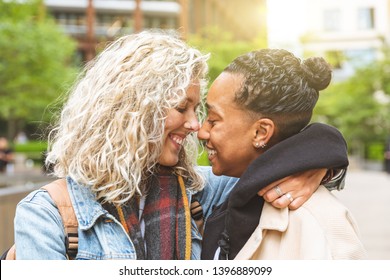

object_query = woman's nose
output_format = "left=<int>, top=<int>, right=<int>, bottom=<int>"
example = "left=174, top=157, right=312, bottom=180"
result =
left=184, top=118, right=200, bottom=132
left=197, top=122, right=210, bottom=140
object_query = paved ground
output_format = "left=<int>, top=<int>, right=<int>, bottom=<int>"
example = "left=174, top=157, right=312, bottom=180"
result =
left=333, top=169, right=390, bottom=259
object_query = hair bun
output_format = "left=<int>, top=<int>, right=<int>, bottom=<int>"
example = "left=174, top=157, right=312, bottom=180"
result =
left=300, top=57, right=332, bottom=91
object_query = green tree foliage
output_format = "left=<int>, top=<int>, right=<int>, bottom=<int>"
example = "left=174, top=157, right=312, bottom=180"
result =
left=0, top=0, right=77, bottom=138
left=313, top=51, right=390, bottom=158
left=188, top=26, right=267, bottom=84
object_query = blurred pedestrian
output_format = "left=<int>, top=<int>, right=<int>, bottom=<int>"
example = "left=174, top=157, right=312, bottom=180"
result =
left=0, top=137, right=14, bottom=173
left=15, top=131, right=28, bottom=144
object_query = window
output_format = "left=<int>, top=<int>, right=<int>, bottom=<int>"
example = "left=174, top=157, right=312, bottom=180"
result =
left=144, top=16, right=177, bottom=29
left=358, top=7, right=375, bottom=30
left=323, top=9, right=341, bottom=32
left=345, top=48, right=376, bottom=67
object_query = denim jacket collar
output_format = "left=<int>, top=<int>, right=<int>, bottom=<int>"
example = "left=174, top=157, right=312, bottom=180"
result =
left=66, top=176, right=195, bottom=231
left=66, top=177, right=110, bottom=231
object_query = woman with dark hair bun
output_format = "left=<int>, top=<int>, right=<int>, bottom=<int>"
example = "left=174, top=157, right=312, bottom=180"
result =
left=199, top=49, right=366, bottom=260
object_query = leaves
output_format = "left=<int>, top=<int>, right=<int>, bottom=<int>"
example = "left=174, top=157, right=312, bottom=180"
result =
left=0, top=0, right=77, bottom=134
left=188, top=26, right=267, bottom=83
left=313, top=52, right=390, bottom=157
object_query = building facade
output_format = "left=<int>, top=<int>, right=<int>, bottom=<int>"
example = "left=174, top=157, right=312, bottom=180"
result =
left=44, top=0, right=266, bottom=62
left=300, top=0, right=390, bottom=81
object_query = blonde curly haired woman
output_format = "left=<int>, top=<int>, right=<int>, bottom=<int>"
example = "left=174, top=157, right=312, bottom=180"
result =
left=12, top=30, right=343, bottom=260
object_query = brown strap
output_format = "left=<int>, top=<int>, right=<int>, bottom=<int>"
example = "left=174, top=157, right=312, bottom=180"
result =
left=190, top=199, right=204, bottom=236
left=42, top=179, right=78, bottom=259
left=5, top=179, right=78, bottom=260
left=42, top=179, right=78, bottom=229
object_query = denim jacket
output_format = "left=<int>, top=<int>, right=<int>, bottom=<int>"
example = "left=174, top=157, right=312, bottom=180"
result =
left=13, top=166, right=238, bottom=260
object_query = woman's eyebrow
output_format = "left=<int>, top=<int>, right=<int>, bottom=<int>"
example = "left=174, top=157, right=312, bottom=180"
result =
left=205, top=103, right=219, bottom=114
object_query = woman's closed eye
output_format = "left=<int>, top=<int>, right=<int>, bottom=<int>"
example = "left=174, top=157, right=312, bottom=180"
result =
left=176, top=102, right=200, bottom=115
left=175, top=99, right=188, bottom=113
left=207, top=119, right=216, bottom=126
left=176, top=106, right=187, bottom=113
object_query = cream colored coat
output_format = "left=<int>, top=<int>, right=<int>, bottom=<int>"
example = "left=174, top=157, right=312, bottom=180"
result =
left=235, top=186, right=367, bottom=260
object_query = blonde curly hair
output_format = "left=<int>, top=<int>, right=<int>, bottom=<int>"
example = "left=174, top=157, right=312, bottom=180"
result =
left=46, top=30, right=209, bottom=204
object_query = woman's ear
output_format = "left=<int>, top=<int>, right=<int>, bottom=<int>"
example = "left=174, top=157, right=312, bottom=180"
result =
left=252, top=118, right=275, bottom=149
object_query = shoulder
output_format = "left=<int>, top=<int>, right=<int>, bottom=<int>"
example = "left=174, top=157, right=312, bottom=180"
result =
left=16, top=186, right=63, bottom=226
left=193, top=166, right=238, bottom=218
left=15, top=179, right=75, bottom=230
left=274, top=186, right=360, bottom=239
left=296, top=186, right=366, bottom=259
left=14, top=185, right=63, bottom=231
left=195, top=165, right=239, bottom=189
left=18, top=188, right=57, bottom=211
left=300, top=185, right=351, bottom=219
left=194, top=165, right=238, bottom=200
left=293, top=186, right=364, bottom=242
left=14, top=186, right=69, bottom=259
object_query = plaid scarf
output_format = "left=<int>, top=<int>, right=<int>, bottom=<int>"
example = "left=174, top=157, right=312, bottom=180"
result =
left=106, top=170, right=191, bottom=260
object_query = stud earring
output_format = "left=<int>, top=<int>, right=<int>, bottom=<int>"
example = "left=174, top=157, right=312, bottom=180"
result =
left=260, top=142, right=267, bottom=149
left=255, top=142, right=260, bottom=148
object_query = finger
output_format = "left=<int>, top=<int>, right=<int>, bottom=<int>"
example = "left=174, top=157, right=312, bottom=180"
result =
left=270, top=194, right=292, bottom=208
left=271, top=194, right=308, bottom=210
left=257, top=177, right=288, bottom=196
left=262, top=180, right=298, bottom=203
left=268, top=174, right=318, bottom=204
left=262, top=185, right=285, bottom=203
left=288, top=196, right=305, bottom=210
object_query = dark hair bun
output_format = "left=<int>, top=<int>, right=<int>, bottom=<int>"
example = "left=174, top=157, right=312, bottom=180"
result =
left=300, top=57, right=332, bottom=91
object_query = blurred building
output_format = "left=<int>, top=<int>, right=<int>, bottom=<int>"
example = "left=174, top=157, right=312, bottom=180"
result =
left=44, top=0, right=267, bottom=62
left=187, top=0, right=266, bottom=40
left=300, top=0, right=390, bottom=81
